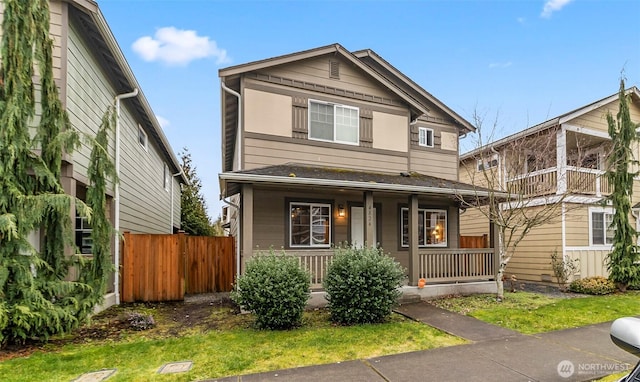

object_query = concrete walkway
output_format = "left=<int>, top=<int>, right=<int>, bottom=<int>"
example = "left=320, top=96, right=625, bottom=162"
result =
left=205, top=301, right=639, bottom=382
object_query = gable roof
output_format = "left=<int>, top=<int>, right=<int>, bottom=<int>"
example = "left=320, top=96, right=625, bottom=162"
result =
left=460, top=86, right=640, bottom=161
left=67, top=0, right=187, bottom=183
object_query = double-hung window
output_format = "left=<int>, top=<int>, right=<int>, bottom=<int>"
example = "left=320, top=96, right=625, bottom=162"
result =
left=75, top=212, right=92, bottom=255
left=290, top=202, right=331, bottom=247
left=591, top=210, right=614, bottom=245
left=418, top=127, right=434, bottom=147
left=401, top=208, right=447, bottom=247
left=309, top=100, right=359, bottom=145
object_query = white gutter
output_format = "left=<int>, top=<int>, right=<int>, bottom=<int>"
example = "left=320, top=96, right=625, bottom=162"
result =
left=220, top=80, right=242, bottom=282
left=221, top=81, right=242, bottom=171
left=170, top=169, right=186, bottom=232
left=219, top=172, right=500, bottom=199
left=114, top=88, right=139, bottom=305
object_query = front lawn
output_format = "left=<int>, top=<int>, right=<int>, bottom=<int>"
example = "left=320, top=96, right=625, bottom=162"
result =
left=430, top=291, right=640, bottom=334
left=0, top=299, right=466, bottom=381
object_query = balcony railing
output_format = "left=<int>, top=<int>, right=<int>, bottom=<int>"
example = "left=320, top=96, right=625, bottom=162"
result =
left=419, top=249, right=495, bottom=282
left=506, top=167, right=610, bottom=198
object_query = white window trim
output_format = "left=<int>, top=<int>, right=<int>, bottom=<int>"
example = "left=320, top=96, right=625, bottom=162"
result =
left=588, top=206, right=614, bottom=247
left=163, top=163, right=170, bottom=192
left=138, top=124, right=148, bottom=151
left=476, top=153, right=499, bottom=172
left=401, top=207, right=448, bottom=248
left=289, top=202, right=332, bottom=248
left=308, top=99, right=359, bottom=146
left=418, top=127, right=434, bottom=148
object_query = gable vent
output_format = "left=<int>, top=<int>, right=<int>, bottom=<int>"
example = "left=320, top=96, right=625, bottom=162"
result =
left=329, top=60, right=340, bottom=79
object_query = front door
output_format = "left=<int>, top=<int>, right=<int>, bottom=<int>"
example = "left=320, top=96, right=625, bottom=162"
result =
left=350, top=206, right=377, bottom=248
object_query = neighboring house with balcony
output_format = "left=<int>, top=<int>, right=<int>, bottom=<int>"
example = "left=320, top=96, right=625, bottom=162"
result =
left=3, top=0, right=188, bottom=308
left=459, top=87, right=640, bottom=284
left=218, top=43, right=498, bottom=295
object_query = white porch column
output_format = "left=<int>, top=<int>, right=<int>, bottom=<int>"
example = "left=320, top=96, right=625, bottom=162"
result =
left=408, top=194, right=419, bottom=285
left=363, top=191, right=375, bottom=247
left=241, top=184, right=253, bottom=275
left=556, top=126, right=567, bottom=194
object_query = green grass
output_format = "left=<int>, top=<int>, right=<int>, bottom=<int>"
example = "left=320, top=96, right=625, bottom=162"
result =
left=0, top=310, right=465, bottom=382
left=430, top=291, right=640, bottom=334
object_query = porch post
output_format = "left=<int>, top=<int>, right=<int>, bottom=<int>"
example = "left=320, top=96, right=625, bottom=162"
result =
left=364, top=191, right=375, bottom=247
left=489, top=201, right=501, bottom=277
left=241, top=184, right=254, bottom=275
left=556, top=126, right=567, bottom=194
left=408, top=194, right=419, bottom=285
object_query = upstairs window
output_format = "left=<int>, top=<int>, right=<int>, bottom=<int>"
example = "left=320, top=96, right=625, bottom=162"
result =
left=418, top=127, right=434, bottom=147
left=309, top=100, right=359, bottom=145
left=290, top=202, right=331, bottom=247
left=477, top=154, right=499, bottom=171
left=138, top=124, right=148, bottom=150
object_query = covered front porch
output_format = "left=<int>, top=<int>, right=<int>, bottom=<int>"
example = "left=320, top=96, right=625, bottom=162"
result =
left=220, top=163, right=500, bottom=293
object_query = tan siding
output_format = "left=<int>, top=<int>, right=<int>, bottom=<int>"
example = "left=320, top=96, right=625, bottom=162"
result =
left=569, top=98, right=640, bottom=133
left=410, top=149, right=459, bottom=180
left=244, top=137, right=408, bottom=173
left=260, top=56, right=399, bottom=101
left=565, top=205, right=590, bottom=247
left=372, top=111, right=408, bottom=151
left=50, top=0, right=63, bottom=81
left=244, top=89, right=292, bottom=137
left=459, top=207, right=490, bottom=236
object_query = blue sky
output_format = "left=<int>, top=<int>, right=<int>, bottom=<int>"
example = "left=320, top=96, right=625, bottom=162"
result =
left=98, top=0, right=640, bottom=219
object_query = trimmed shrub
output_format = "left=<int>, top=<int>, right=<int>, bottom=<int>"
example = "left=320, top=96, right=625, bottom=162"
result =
left=231, top=251, right=310, bottom=330
left=323, top=246, right=405, bottom=325
left=569, top=276, right=617, bottom=295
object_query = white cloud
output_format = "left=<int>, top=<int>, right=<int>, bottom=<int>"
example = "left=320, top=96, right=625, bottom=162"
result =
left=489, top=61, right=513, bottom=69
left=132, top=27, right=230, bottom=66
left=541, top=0, right=573, bottom=18
left=156, top=115, right=170, bottom=129
left=517, top=17, right=526, bottom=25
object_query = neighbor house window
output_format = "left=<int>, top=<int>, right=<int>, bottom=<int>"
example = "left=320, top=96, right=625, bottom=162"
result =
left=401, top=208, right=447, bottom=247
left=163, top=163, right=170, bottom=191
left=75, top=212, right=92, bottom=255
left=591, top=210, right=614, bottom=245
left=477, top=154, right=499, bottom=171
left=138, top=124, right=148, bottom=150
left=309, top=100, right=359, bottom=145
left=418, top=127, right=434, bottom=147
left=290, top=202, right=331, bottom=247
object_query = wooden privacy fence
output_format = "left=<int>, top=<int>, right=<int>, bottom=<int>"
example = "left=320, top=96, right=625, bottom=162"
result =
left=122, top=232, right=235, bottom=302
left=460, top=234, right=488, bottom=249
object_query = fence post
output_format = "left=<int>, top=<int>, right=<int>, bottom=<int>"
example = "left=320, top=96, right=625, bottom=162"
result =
left=178, top=232, right=186, bottom=298
left=121, top=231, right=132, bottom=302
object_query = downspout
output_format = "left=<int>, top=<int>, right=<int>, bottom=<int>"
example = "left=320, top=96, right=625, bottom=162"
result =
left=220, top=80, right=242, bottom=282
left=170, top=169, right=186, bottom=232
left=114, top=88, right=139, bottom=305
left=222, top=197, right=241, bottom=281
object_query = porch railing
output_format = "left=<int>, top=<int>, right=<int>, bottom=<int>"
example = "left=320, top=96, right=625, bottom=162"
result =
left=419, top=249, right=495, bottom=283
left=294, top=251, right=334, bottom=288
left=505, top=166, right=610, bottom=197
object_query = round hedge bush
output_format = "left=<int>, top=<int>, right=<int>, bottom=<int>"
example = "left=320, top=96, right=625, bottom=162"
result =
left=231, top=251, right=310, bottom=330
left=568, top=276, right=617, bottom=295
left=323, top=246, right=405, bottom=325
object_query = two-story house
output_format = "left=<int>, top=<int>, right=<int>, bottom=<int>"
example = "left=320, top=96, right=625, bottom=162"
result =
left=459, top=87, right=640, bottom=284
left=2, top=0, right=188, bottom=308
left=218, top=44, right=497, bottom=296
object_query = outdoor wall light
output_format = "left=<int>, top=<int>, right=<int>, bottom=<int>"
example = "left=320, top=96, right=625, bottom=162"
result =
left=338, top=204, right=346, bottom=218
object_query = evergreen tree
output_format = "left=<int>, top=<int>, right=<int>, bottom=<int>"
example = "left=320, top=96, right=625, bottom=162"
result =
left=606, top=78, right=640, bottom=290
left=179, top=148, right=215, bottom=236
left=0, top=0, right=111, bottom=345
